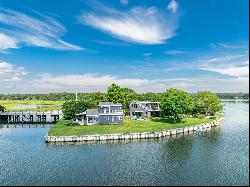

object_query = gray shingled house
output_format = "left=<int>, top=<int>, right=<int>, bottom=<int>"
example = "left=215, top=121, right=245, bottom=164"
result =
left=129, top=101, right=160, bottom=119
left=74, top=102, right=123, bottom=125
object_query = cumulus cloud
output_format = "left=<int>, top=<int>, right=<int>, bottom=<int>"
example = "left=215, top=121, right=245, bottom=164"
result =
left=0, top=8, right=83, bottom=52
left=78, top=3, right=180, bottom=44
left=167, top=0, right=178, bottom=13
left=0, top=61, right=26, bottom=81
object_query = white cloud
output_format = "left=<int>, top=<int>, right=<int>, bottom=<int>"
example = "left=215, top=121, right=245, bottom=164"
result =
left=0, top=33, right=18, bottom=50
left=0, top=8, right=83, bottom=51
left=197, top=53, right=249, bottom=79
left=1, top=72, right=248, bottom=94
left=201, top=65, right=249, bottom=78
left=0, top=61, right=26, bottom=81
left=167, top=0, right=178, bottom=13
left=209, top=42, right=248, bottom=49
left=79, top=4, right=179, bottom=44
left=34, top=73, right=150, bottom=88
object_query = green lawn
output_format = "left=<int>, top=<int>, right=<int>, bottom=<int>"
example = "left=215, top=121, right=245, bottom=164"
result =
left=48, top=117, right=215, bottom=136
left=0, top=100, right=64, bottom=111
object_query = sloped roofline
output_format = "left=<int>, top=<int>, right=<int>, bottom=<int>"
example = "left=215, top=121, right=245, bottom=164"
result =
left=129, top=101, right=160, bottom=106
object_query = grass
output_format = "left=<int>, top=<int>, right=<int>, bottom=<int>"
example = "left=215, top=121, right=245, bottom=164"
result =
left=48, top=116, right=216, bottom=136
left=0, top=100, right=64, bottom=111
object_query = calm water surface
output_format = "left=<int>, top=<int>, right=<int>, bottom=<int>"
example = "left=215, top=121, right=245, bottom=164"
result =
left=0, top=102, right=249, bottom=186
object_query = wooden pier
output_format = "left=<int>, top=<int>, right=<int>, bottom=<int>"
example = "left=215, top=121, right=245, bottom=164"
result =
left=0, top=110, right=63, bottom=124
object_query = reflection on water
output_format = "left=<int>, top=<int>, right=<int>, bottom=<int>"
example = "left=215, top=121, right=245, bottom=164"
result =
left=0, top=102, right=249, bottom=186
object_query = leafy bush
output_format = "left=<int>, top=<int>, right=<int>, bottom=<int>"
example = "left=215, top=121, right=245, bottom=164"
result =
left=0, top=105, right=6, bottom=112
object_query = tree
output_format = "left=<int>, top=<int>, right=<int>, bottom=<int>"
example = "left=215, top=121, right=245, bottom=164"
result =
left=193, top=91, right=223, bottom=116
left=107, top=84, right=136, bottom=113
left=62, top=100, right=95, bottom=120
left=0, top=105, right=6, bottom=112
left=107, top=83, right=125, bottom=104
left=121, top=88, right=136, bottom=114
left=135, top=92, right=162, bottom=102
left=62, top=101, right=77, bottom=120
left=160, top=88, right=194, bottom=122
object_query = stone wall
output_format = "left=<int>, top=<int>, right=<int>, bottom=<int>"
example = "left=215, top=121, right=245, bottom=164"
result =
left=45, top=117, right=225, bottom=143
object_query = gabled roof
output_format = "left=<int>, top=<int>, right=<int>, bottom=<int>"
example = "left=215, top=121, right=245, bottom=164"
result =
left=86, top=109, right=99, bottom=116
left=129, top=101, right=160, bottom=106
left=130, top=101, right=160, bottom=111
left=99, top=102, right=114, bottom=105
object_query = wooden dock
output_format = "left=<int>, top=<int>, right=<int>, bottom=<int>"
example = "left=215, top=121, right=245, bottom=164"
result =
left=0, top=110, right=63, bottom=124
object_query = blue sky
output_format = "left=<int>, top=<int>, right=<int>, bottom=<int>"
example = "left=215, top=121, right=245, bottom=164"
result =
left=0, top=0, right=249, bottom=93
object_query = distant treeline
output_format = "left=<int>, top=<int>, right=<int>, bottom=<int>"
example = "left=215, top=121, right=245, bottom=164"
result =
left=0, top=92, right=248, bottom=101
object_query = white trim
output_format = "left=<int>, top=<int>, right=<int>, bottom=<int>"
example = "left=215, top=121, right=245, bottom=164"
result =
left=99, top=113, right=123, bottom=116
left=129, top=101, right=137, bottom=106
left=86, top=114, right=99, bottom=117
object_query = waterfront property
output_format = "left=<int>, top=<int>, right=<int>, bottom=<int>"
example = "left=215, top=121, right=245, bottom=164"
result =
left=129, top=101, right=160, bottom=120
left=45, top=117, right=225, bottom=142
left=74, top=102, right=123, bottom=125
left=49, top=116, right=217, bottom=136
left=0, top=102, right=248, bottom=186
left=0, top=110, right=63, bottom=123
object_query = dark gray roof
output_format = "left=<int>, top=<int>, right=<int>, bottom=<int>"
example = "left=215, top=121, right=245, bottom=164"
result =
left=99, top=102, right=122, bottom=106
left=99, top=102, right=114, bottom=105
left=86, top=109, right=99, bottom=116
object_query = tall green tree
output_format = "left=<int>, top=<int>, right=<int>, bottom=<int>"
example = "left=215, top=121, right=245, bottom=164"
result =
left=62, top=101, right=77, bottom=120
left=62, top=100, right=95, bottom=120
left=107, top=84, right=136, bottom=113
left=0, top=105, right=6, bottom=112
left=107, top=83, right=125, bottom=104
left=193, top=91, right=223, bottom=116
left=121, top=88, right=136, bottom=113
left=160, top=88, right=194, bottom=122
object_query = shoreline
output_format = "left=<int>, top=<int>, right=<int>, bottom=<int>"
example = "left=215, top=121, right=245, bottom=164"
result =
left=45, top=117, right=225, bottom=143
